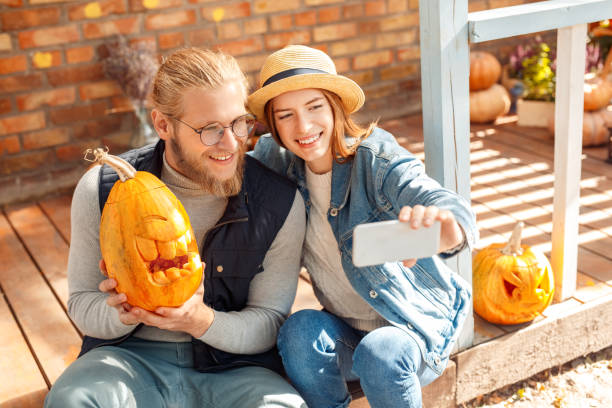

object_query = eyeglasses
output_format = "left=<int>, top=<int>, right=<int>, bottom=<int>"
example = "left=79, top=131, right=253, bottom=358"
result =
left=171, top=113, right=256, bottom=146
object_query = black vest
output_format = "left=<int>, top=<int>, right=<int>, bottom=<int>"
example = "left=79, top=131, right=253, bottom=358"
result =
left=80, top=140, right=297, bottom=374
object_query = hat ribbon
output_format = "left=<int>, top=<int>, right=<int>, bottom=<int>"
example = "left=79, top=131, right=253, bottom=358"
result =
left=262, top=67, right=329, bottom=87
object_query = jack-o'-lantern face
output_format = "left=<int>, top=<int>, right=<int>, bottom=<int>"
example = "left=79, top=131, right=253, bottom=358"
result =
left=473, top=223, right=554, bottom=325
left=100, top=170, right=203, bottom=311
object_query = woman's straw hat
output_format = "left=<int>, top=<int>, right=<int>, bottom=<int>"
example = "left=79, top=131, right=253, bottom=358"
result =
left=247, top=45, right=365, bottom=122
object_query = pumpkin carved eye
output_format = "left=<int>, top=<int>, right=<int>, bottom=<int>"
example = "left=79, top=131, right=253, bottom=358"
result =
left=90, top=148, right=204, bottom=311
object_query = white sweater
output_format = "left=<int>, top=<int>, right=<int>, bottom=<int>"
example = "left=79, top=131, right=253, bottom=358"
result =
left=304, top=165, right=387, bottom=332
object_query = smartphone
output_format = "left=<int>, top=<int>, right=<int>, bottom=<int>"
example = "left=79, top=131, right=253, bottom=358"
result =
left=352, top=220, right=440, bottom=267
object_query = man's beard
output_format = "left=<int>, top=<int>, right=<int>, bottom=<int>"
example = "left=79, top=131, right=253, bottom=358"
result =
left=167, top=138, right=246, bottom=197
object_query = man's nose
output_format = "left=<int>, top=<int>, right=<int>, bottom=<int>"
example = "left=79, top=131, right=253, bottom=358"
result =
left=216, top=126, right=239, bottom=150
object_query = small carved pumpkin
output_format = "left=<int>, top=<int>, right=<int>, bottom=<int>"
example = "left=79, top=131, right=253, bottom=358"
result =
left=470, top=51, right=502, bottom=91
left=88, top=148, right=203, bottom=311
left=470, top=84, right=511, bottom=123
left=473, top=222, right=554, bottom=325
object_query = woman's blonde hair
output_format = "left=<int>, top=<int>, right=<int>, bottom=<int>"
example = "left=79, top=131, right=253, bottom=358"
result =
left=151, top=47, right=248, bottom=118
left=264, top=89, right=376, bottom=162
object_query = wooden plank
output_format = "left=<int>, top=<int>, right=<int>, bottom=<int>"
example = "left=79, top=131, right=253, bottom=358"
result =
left=419, top=0, right=474, bottom=352
left=455, top=293, right=612, bottom=403
left=6, top=204, right=71, bottom=310
left=0, top=213, right=81, bottom=385
left=0, top=293, right=48, bottom=408
left=551, top=23, right=587, bottom=302
left=468, top=0, right=612, bottom=43
left=38, top=193, right=72, bottom=243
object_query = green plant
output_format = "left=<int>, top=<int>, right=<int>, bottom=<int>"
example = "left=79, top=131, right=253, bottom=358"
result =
left=521, top=42, right=556, bottom=102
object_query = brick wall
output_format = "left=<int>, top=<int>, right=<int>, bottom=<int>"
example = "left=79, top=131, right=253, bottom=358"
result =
left=0, top=0, right=539, bottom=205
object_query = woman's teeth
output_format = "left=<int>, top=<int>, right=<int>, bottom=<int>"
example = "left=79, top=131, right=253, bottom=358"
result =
left=298, top=133, right=320, bottom=145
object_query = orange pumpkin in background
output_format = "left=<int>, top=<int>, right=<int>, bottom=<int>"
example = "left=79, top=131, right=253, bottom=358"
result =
left=470, top=84, right=511, bottom=123
left=473, top=222, right=554, bottom=325
left=88, top=148, right=203, bottom=311
left=470, top=51, right=502, bottom=91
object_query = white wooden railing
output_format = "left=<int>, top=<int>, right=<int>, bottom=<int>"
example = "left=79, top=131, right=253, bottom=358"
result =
left=419, top=0, right=612, bottom=350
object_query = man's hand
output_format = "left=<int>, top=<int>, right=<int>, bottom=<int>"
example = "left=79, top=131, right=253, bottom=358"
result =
left=398, top=205, right=464, bottom=268
left=98, top=259, right=140, bottom=326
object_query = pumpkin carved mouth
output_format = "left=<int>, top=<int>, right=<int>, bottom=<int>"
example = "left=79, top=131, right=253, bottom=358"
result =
left=135, top=229, right=201, bottom=285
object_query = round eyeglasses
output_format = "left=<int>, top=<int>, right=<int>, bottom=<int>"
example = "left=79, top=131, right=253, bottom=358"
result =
left=171, top=113, right=256, bottom=146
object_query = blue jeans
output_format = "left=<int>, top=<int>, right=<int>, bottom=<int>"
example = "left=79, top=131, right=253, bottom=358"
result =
left=277, top=310, right=440, bottom=408
left=45, top=337, right=306, bottom=408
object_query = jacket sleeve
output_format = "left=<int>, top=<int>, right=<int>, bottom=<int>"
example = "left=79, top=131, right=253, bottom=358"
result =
left=248, top=134, right=293, bottom=176
left=374, top=146, right=478, bottom=253
left=66, top=166, right=137, bottom=339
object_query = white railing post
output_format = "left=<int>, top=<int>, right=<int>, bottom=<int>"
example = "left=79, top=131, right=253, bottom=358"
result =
left=419, top=0, right=473, bottom=351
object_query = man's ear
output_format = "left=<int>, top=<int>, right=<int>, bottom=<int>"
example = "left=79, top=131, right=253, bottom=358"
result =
left=151, top=109, right=172, bottom=141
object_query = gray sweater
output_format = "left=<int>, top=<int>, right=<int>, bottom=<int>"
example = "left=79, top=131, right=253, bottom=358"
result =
left=67, top=157, right=306, bottom=355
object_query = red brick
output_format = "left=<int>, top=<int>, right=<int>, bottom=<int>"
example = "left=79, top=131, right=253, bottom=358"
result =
left=0, top=33, right=11, bottom=51
left=244, top=18, right=267, bottom=35
left=1, top=7, right=60, bottom=31
left=110, top=95, right=133, bottom=111
left=217, top=22, right=242, bottom=40
left=305, top=0, right=342, bottom=5
left=69, top=0, right=127, bottom=20
left=79, top=80, right=122, bottom=100
left=136, top=0, right=183, bottom=11
left=236, top=53, right=268, bottom=76
left=0, top=55, right=27, bottom=75
left=295, top=11, right=316, bottom=26
left=159, top=32, right=184, bottom=50
left=202, top=2, right=250, bottom=21
left=380, top=13, right=419, bottom=31
left=49, top=101, right=107, bottom=125
left=0, top=150, right=55, bottom=176
left=56, top=141, right=101, bottom=162
left=265, top=31, right=311, bottom=51
left=269, top=14, right=292, bottom=31
left=18, top=25, right=80, bottom=49
left=0, top=0, right=23, bottom=6
left=318, top=7, right=341, bottom=23
left=66, top=46, right=95, bottom=64
left=17, top=88, right=76, bottom=111
left=380, top=63, right=418, bottom=81
left=253, top=0, right=299, bottom=14
left=343, top=4, right=363, bottom=19
left=346, top=70, right=374, bottom=86
left=22, top=128, right=69, bottom=150
left=0, top=74, right=44, bottom=94
left=216, top=38, right=262, bottom=56
left=397, top=46, right=420, bottom=61
left=83, top=17, right=139, bottom=39
left=47, top=64, right=105, bottom=86
left=145, top=10, right=196, bottom=30
left=335, top=57, right=350, bottom=73
left=0, top=136, right=20, bottom=155
left=389, top=0, right=409, bottom=13
left=469, top=1, right=489, bottom=13
left=365, top=1, right=386, bottom=16
left=376, top=30, right=417, bottom=49
left=188, top=28, right=215, bottom=46
left=313, top=23, right=357, bottom=42
left=0, top=98, right=11, bottom=115
left=353, top=50, right=393, bottom=70
left=31, top=50, right=63, bottom=69
left=73, top=115, right=123, bottom=140
left=330, top=38, right=374, bottom=56
left=0, top=112, right=45, bottom=136
left=365, top=83, right=397, bottom=99
left=359, top=21, right=380, bottom=34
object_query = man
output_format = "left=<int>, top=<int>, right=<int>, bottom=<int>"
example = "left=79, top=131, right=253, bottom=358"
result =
left=45, top=48, right=307, bottom=408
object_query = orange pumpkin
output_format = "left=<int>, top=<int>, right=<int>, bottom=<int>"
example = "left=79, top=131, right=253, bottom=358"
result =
left=548, top=107, right=612, bottom=147
left=89, top=148, right=203, bottom=311
left=473, top=222, right=554, bottom=325
left=470, top=84, right=511, bottom=123
left=470, top=51, right=502, bottom=91
left=583, top=73, right=612, bottom=111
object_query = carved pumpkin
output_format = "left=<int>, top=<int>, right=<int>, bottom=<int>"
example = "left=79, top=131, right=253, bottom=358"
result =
left=470, top=84, right=511, bottom=123
left=548, top=107, right=612, bottom=147
left=473, top=222, right=554, bottom=325
left=470, top=51, right=502, bottom=91
left=583, top=73, right=612, bottom=111
left=88, top=148, right=203, bottom=311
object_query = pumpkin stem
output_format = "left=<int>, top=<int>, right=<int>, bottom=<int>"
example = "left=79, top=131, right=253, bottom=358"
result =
left=84, top=147, right=137, bottom=182
left=501, top=222, right=524, bottom=256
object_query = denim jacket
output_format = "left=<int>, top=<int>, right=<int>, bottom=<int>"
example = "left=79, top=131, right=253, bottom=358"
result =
left=250, top=127, right=478, bottom=375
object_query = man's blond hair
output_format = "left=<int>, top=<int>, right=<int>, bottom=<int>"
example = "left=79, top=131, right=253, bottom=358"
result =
left=151, top=47, right=248, bottom=118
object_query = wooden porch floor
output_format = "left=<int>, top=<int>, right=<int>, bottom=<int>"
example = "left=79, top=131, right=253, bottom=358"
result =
left=1, top=113, right=612, bottom=407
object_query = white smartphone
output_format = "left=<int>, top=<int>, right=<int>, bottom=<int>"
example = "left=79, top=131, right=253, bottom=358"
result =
left=352, top=220, right=440, bottom=267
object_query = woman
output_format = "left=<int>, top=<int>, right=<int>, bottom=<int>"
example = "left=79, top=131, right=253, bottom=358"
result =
left=247, top=45, right=478, bottom=408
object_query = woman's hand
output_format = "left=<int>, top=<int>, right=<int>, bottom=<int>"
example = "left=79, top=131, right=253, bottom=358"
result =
left=398, top=205, right=464, bottom=268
